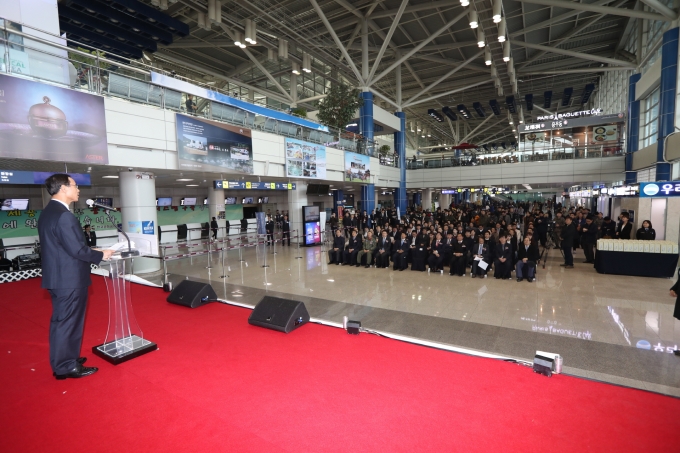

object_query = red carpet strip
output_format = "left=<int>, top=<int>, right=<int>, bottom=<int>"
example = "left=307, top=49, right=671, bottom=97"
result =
left=0, top=276, right=678, bottom=452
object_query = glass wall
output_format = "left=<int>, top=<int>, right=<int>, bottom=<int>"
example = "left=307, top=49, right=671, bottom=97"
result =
left=640, top=88, right=660, bottom=148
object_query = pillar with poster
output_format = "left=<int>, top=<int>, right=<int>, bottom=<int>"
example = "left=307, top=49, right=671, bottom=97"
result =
left=302, top=205, right=321, bottom=246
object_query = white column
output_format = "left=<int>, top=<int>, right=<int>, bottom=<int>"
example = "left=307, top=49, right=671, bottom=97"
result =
left=422, top=188, right=433, bottom=211
left=287, top=182, right=308, bottom=244
left=208, top=185, right=224, bottom=219
left=119, top=171, right=159, bottom=273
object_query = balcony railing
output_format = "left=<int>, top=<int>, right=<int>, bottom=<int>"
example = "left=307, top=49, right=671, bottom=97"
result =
left=0, top=19, right=378, bottom=157
left=406, top=145, right=624, bottom=169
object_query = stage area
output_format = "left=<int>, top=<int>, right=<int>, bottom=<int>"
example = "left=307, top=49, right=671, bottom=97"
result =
left=0, top=276, right=678, bottom=452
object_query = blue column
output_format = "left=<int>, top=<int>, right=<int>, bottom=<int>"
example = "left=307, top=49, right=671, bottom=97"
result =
left=361, top=184, right=375, bottom=215
left=332, top=189, right=344, bottom=214
left=394, top=111, right=407, bottom=214
left=413, top=192, right=421, bottom=207
left=656, top=27, right=678, bottom=181
left=360, top=91, right=374, bottom=156
left=626, top=73, right=642, bottom=184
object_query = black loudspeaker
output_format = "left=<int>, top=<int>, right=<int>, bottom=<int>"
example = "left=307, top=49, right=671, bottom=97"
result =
left=166, top=280, right=217, bottom=308
left=248, top=296, right=310, bottom=333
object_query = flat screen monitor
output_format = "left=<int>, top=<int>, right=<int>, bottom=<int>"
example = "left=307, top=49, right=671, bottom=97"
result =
left=225, top=197, right=237, bottom=205
left=157, top=197, right=172, bottom=206
left=94, top=197, right=113, bottom=207
left=0, top=198, right=29, bottom=210
left=204, top=198, right=208, bottom=205
left=262, top=196, right=269, bottom=203
left=243, top=197, right=254, bottom=204
left=182, top=197, right=197, bottom=206
left=303, top=205, right=320, bottom=222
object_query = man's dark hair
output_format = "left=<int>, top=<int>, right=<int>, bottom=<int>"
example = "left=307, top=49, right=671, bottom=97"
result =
left=45, top=173, right=72, bottom=196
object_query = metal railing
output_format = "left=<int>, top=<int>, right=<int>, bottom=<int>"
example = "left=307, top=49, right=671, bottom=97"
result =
left=406, top=145, right=624, bottom=169
left=0, top=20, right=378, bottom=157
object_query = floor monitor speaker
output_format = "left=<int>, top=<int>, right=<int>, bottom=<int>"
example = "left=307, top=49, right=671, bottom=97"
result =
left=166, top=280, right=217, bottom=308
left=248, top=296, right=310, bottom=333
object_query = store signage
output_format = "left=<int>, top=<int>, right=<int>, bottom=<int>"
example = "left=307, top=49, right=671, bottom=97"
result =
left=536, top=108, right=602, bottom=121
left=640, top=181, right=680, bottom=197
left=518, top=113, right=625, bottom=133
left=213, top=180, right=296, bottom=190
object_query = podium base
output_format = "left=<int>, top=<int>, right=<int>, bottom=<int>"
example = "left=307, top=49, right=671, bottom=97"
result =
left=92, top=334, right=157, bottom=365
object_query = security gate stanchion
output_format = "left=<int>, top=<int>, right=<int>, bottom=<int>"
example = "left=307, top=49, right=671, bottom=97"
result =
left=273, top=232, right=277, bottom=255
left=161, top=246, right=169, bottom=286
left=295, top=230, right=303, bottom=259
left=205, top=236, right=213, bottom=269
left=220, top=240, right=228, bottom=279
left=262, top=235, right=269, bottom=268
left=238, top=235, right=245, bottom=262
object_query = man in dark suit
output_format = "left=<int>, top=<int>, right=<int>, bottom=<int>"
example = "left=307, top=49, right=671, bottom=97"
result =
left=516, top=236, right=539, bottom=282
left=210, top=217, right=219, bottom=240
left=392, top=232, right=410, bottom=271
left=449, top=233, right=468, bottom=276
left=470, top=236, right=490, bottom=278
left=328, top=229, right=345, bottom=264
left=375, top=230, right=392, bottom=268
left=493, top=235, right=513, bottom=279
left=265, top=215, right=275, bottom=245
left=39, top=174, right=113, bottom=380
left=281, top=215, right=291, bottom=246
left=581, top=216, right=598, bottom=263
left=560, top=217, right=576, bottom=268
left=83, top=224, right=97, bottom=247
left=343, top=229, right=362, bottom=265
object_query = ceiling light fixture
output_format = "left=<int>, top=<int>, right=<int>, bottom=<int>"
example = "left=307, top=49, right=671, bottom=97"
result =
left=460, top=0, right=470, bottom=6
left=469, top=10, right=478, bottom=29
left=503, top=42, right=510, bottom=62
left=492, top=0, right=502, bottom=23
left=233, top=31, right=246, bottom=48
left=291, top=62, right=300, bottom=75
left=477, top=29, right=485, bottom=48
left=102, top=175, right=119, bottom=179
left=302, top=52, right=312, bottom=73
left=485, top=47, right=492, bottom=65
left=497, top=18, right=506, bottom=42
left=176, top=178, right=194, bottom=182
left=186, top=184, right=199, bottom=187
left=278, top=39, right=288, bottom=59
left=244, top=18, right=257, bottom=44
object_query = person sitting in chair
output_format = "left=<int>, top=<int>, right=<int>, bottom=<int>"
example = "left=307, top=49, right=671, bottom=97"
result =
left=328, top=229, right=345, bottom=265
left=470, top=235, right=490, bottom=278
left=516, top=236, right=539, bottom=282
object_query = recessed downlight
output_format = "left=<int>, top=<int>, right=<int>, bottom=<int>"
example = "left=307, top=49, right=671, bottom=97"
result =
left=102, top=175, right=119, bottom=179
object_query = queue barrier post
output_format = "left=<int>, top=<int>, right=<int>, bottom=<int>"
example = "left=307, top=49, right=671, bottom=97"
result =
left=295, top=229, right=303, bottom=259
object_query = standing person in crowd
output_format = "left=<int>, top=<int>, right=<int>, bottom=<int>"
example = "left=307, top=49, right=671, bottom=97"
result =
left=265, top=214, right=274, bottom=245
left=281, top=215, right=291, bottom=246
left=39, top=174, right=114, bottom=380
left=553, top=211, right=565, bottom=249
left=516, top=236, right=539, bottom=282
left=329, top=212, right=339, bottom=235
left=580, top=216, right=597, bottom=263
left=560, top=216, right=576, bottom=268
left=210, top=217, right=218, bottom=240
left=185, top=94, right=197, bottom=114
left=600, top=216, right=616, bottom=238
left=357, top=230, right=377, bottom=268
left=83, top=224, right=97, bottom=247
left=671, top=269, right=680, bottom=355
left=636, top=220, right=656, bottom=240
left=616, top=212, right=632, bottom=239
left=328, top=229, right=345, bottom=264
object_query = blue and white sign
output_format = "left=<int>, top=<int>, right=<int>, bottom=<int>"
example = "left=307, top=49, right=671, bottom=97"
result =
left=127, top=221, right=142, bottom=234
left=640, top=181, right=680, bottom=198
left=142, top=220, right=155, bottom=235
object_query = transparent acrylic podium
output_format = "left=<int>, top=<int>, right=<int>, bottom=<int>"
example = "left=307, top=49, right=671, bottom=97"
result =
left=92, top=256, right=157, bottom=365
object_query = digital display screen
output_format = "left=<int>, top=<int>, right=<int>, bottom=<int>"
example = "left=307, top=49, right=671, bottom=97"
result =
left=0, top=198, right=29, bottom=210
left=94, top=197, right=113, bottom=207
left=262, top=197, right=269, bottom=203
left=157, top=197, right=172, bottom=206
left=305, top=221, right=321, bottom=245
left=225, top=197, right=237, bottom=205
left=182, top=197, right=197, bottom=206
left=303, top=205, right=320, bottom=222
left=243, top=197, right=254, bottom=204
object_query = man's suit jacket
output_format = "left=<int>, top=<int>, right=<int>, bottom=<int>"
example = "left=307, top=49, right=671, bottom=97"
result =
left=517, top=243, right=539, bottom=262
left=376, top=236, right=392, bottom=255
left=346, top=235, right=362, bottom=251
left=471, top=242, right=490, bottom=261
left=38, top=200, right=104, bottom=290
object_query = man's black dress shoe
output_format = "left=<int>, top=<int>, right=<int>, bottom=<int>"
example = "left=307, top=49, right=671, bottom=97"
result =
left=54, top=364, right=98, bottom=380
left=52, top=357, right=87, bottom=376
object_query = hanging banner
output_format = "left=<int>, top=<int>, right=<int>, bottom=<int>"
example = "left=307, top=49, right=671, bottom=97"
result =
left=175, top=113, right=253, bottom=173
left=0, top=74, right=108, bottom=164
left=285, top=138, right=327, bottom=179
left=344, top=151, right=371, bottom=182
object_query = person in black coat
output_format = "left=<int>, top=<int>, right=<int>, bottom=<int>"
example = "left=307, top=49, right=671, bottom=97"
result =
left=375, top=230, right=392, bottom=268
left=493, top=235, right=513, bottom=279
left=265, top=215, right=275, bottom=244
left=281, top=215, right=291, bottom=246
left=560, top=217, right=576, bottom=268
left=343, top=229, right=362, bottom=265
left=442, top=232, right=455, bottom=267
left=671, top=270, right=680, bottom=355
left=210, top=217, right=219, bottom=240
left=392, top=232, right=410, bottom=271
left=328, top=229, right=345, bottom=264
left=600, top=217, right=616, bottom=238
left=449, top=233, right=468, bottom=276
left=38, top=174, right=113, bottom=380
left=580, top=217, right=598, bottom=263
left=427, top=233, right=445, bottom=273
left=636, top=220, right=656, bottom=240
left=470, top=235, right=490, bottom=278
left=615, top=212, right=632, bottom=239
left=83, top=224, right=97, bottom=247
left=516, top=236, right=539, bottom=282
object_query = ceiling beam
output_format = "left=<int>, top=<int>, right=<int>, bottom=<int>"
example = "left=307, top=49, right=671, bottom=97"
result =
left=510, top=0, right=617, bottom=38
left=515, top=0, right=672, bottom=22
left=404, top=79, right=494, bottom=107
left=639, top=0, right=677, bottom=18
left=368, top=0, right=410, bottom=83
left=369, top=0, right=459, bottom=19
left=510, top=40, right=636, bottom=67
left=520, top=67, right=632, bottom=75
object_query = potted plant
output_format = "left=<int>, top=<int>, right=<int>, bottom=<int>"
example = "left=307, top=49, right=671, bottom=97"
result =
left=291, top=107, right=307, bottom=118
left=378, top=144, right=391, bottom=156
left=316, top=84, right=363, bottom=132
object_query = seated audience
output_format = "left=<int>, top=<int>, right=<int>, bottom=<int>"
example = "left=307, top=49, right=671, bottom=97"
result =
left=328, top=229, right=345, bottom=264
left=516, top=236, right=539, bottom=282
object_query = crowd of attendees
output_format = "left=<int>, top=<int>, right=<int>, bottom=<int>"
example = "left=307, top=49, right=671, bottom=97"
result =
left=325, top=200, right=657, bottom=282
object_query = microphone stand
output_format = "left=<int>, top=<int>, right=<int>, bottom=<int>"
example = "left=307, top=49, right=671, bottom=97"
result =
left=99, top=206, right=140, bottom=258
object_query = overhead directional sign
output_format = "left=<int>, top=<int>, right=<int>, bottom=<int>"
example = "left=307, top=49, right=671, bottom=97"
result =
left=213, top=180, right=296, bottom=190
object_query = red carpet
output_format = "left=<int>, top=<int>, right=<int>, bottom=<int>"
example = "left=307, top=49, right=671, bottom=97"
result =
left=0, top=276, right=678, bottom=452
